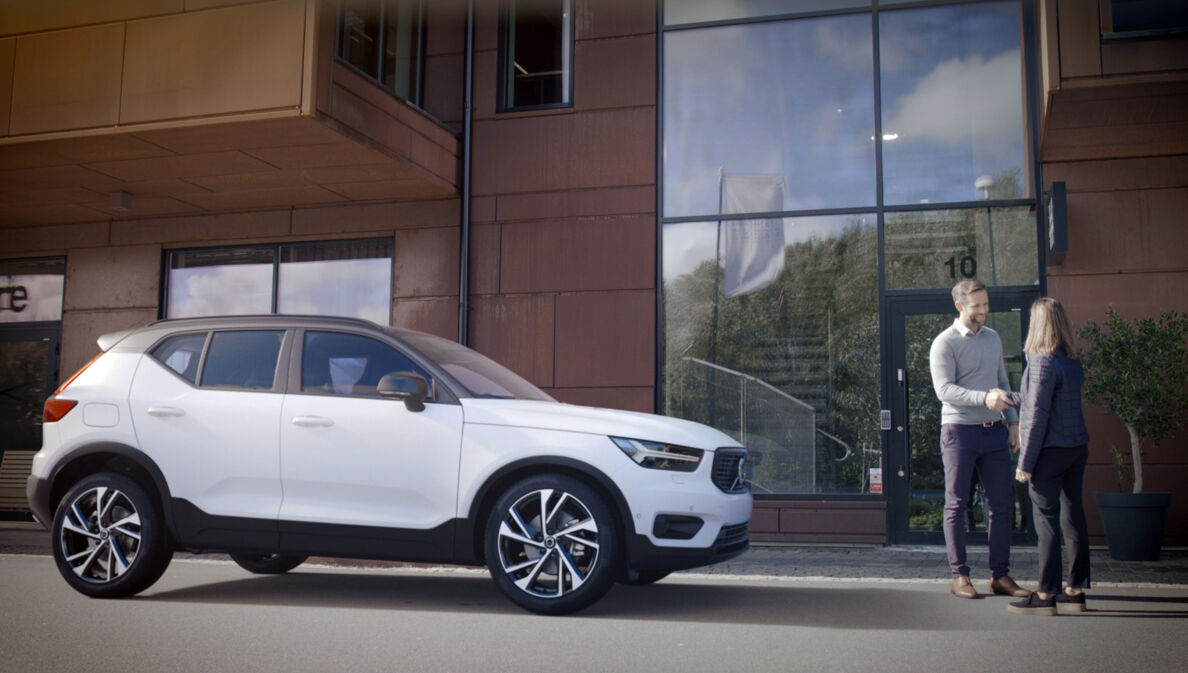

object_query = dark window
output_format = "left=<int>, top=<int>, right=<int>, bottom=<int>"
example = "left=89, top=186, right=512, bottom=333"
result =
left=498, top=0, right=572, bottom=111
left=301, top=331, right=431, bottom=397
left=201, top=331, right=284, bottom=390
left=1108, top=0, right=1188, bottom=34
left=337, top=0, right=426, bottom=104
left=151, top=333, right=208, bottom=385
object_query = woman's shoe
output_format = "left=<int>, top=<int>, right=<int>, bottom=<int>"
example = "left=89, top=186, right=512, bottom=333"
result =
left=1007, top=593, right=1056, bottom=616
left=1056, top=592, right=1086, bottom=613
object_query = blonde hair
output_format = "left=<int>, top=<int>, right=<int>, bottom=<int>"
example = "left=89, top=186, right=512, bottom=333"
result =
left=1024, top=297, right=1078, bottom=358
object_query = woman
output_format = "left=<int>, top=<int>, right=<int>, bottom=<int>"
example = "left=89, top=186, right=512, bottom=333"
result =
left=1003, top=297, right=1091, bottom=616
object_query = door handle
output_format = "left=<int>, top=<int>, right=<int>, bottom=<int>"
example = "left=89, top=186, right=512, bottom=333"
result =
left=146, top=407, right=185, bottom=418
left=291, top=416, right=334, bottom=428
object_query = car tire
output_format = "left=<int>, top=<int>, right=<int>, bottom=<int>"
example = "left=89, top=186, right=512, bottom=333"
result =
left=51, top=472, right=173, bottom=598
left=229, top=553, right=308, bottom=575
left=485, top=474, right=620, bottom=615
left=619, top=569, right=671, bottom=586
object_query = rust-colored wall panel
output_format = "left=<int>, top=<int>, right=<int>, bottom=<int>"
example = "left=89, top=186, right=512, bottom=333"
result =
left=9, top=24, right=125, bottom=135
left=1048, top=272, right=1188, bottom=333
left=1042, top=122, right=1188, bottom=162
left=0, top=38, right=13, bottom=136
left=1056, top=0, right=1101, bottom=79
left=575, top=0, right=656, bottom=40
left=554, top=290, right=654, bottom=388
left=468, top=223, right=501, bottom=295
left=574, top=35, right=655, bottom=110
left=394, top=226, right=460, bottom=298
left=0, top=0, right=182, bottom=37
left=1051, top=189, right=1188, bottom=275
left=749, top=500, right=887, bottom=543
left=1044, top=156, right=1188, bottom=192
left=1102, top=35, right=1188, bottom=76
left=111, top=210, right=291, bottom=246
left=468, top=294, right=556, bottom=388
left=472, top=108, right=654, bottom=194
left=499, top=217, right=654, bottom=293
left=121, top=0, right=305, bottom=123
left=392, top=296, right=458, bottom=338
left=292, top=199, right=460, bottom=235
left=64, top=245, right=160, bottom=311
left=548, top=387, right=653, bottom=413
left=496, top=186, right=654, bottom=222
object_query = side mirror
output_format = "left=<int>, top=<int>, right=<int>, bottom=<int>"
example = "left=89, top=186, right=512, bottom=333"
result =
left=377, top=372, right=429, bottom=412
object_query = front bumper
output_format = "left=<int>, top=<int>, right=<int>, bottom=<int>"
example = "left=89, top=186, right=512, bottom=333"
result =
left=624, top=520, right=750, bottom=572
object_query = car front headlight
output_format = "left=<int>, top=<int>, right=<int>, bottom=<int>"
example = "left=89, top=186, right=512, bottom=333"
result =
left=610, top=436, right=703, bottom=472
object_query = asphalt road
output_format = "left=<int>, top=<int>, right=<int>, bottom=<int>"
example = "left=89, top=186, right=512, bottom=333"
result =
left=2, top=553, right=1186, bottom=673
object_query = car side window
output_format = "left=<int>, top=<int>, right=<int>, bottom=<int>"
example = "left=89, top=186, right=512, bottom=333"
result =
left=302, top=331, right=432, bottom=397
left=149, top=333, right=208, bottom=384
left=200, top=330, right=284, bottom=390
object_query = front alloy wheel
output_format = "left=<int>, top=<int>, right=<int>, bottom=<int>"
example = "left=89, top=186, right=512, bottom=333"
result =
left=51, top=472, right=171, bottom=598
left=486, top=475, right=619, bottom=615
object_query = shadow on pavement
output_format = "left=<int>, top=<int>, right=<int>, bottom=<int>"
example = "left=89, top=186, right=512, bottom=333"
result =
left=141, top=569, right=966, bottom=629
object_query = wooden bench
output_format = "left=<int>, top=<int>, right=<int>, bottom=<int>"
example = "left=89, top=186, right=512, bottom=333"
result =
left=0, top=451, right=35, bottom=512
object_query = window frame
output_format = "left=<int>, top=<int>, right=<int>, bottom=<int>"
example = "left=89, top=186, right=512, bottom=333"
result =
left=496, top=0, right=575, bottom=113
left=333, top=0, right=428, bottom=107
left=161, top=239, right=395, bottom=324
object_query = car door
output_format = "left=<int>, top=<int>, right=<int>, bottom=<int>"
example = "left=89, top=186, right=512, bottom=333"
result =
left=128, top=329, right=287, bottom=544
left=278, top=329, right=464, bottom=537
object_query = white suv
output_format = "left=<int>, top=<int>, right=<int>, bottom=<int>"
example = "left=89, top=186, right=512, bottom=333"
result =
left=28, top=315, right=751, bottom=614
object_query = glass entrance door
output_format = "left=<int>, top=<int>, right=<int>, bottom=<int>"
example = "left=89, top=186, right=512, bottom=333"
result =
left=885, top=291, right=1036, bottom=545
left=0, top=326, right=59, bottom=512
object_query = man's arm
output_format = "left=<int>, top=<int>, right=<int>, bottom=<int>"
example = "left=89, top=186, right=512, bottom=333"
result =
left=929, top=335, right=987, bottom=408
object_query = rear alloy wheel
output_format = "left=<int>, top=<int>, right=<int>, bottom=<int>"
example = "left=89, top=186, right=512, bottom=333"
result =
left=51, top=472, right=172, bottom=598
left=485, top=475, right=620, bottom=615
left=230, top=553, right=308, bottom=574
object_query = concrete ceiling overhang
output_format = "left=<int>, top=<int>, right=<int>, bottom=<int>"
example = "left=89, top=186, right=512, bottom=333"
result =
left=0, top=113, right=459, bottom=228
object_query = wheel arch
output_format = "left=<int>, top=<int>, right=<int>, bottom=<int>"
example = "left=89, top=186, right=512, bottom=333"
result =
left=455, top=456, right=633, bottom=566
left=43, top=444, right=177, bottom=544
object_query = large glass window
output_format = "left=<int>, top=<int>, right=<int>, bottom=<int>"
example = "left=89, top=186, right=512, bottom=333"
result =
left=0, top=258, right=64, bottom=323
left=337, top=0, right=426, bottom=105
left=165, top=239, right=393, bottom=323
left=885, top=206, right=1038, bottom=289
left=879, top=2, right=1028, bottom=205
left=663, top=14, right=876, bottom=218
left=663, top=215, right=880, bottom=494
left=498, top=0, right=573, bottom=111
left=664, top=0, right=870, bottom=26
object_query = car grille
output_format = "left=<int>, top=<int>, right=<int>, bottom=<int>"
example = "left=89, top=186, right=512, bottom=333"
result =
left=711, top=448, right=748, bottom=493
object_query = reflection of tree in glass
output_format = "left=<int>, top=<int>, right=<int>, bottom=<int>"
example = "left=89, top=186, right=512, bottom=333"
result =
left=0, top=341, right=49, bottom=452
left=664, top=219, right=879, bottom=494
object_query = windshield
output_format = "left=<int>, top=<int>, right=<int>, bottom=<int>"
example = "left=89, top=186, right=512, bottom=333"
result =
left=391, top=329, right=555, bottom=402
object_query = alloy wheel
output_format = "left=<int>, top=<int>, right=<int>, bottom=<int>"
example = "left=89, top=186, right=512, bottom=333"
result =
left=495, top=487, right=601, bottom=599
left=58, top=485, right=142, bottom=584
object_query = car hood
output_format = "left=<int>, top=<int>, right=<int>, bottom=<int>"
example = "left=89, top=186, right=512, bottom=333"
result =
left=459, top=398, right=741, bottom=451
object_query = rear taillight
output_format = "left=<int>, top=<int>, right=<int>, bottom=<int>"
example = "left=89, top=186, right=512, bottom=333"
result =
left=43, top=353, right=102, bottom=423
left=43, top=399, right=78, bottom=423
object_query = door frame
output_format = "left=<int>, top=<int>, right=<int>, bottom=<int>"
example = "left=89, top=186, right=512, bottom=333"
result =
left=883, top=289, right=1038, bottom=545
left=0, top=321, right=60, bottom=462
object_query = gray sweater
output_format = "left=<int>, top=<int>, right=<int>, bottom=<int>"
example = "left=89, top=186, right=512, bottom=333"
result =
left=929, top=319, right=1019, bottom=425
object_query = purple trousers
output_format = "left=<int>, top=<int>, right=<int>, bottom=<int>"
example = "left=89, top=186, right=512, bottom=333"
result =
left=940, top=422, right=1014, bottom=578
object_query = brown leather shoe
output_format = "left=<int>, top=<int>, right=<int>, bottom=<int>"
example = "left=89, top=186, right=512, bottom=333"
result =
left=950, top=575, right=978, bottom=599
left=990, top=575, right=1032, bottom=597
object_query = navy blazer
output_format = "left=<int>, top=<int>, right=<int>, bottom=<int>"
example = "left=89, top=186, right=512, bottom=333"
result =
left=1007, top=349, right=1090, bottom=473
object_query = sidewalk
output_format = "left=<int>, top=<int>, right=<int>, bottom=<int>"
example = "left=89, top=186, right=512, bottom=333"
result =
left=4, top=519, right=1185, bottom=586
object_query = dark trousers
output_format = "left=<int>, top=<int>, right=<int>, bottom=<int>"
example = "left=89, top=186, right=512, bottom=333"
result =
left=1029, top=444, right=1091, bottom=594
left=941, top=423, right=1014, bottom=578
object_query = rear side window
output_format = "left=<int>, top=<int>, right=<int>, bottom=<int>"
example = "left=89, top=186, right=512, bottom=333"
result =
left=302, top=331, right=431, bottom=397
left=150, top=333, right=208, bottom=384
left=201, top=331, right=284, bottom=390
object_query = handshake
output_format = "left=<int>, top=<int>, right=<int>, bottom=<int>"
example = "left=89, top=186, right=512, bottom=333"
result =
left=984, top=388, right=1015, bottom=412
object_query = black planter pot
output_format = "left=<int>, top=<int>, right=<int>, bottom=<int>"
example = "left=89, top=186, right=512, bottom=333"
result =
left=1094, top=491, right=1172, bottom=561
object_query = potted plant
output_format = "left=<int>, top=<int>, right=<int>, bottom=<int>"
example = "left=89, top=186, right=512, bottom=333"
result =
left=1080, top=306, right=1188, bottom=561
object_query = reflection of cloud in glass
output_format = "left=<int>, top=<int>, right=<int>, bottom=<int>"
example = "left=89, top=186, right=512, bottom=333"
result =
left=278, top=258, right=390, bottom=324
left=167, top=265, right=273, bottom=318
left=0, top=275, right=64, bottom=323
left=885, top=49, right=1021, bottom=150
left=664, top=15, right=876, bottom=218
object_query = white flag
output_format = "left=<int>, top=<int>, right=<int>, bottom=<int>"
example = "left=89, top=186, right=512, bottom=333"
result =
left=721, top=174, right=785, bottom=298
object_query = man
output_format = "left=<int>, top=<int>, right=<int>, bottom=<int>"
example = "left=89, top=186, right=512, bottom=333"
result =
left=929, top=279, right=1031, bottom=599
